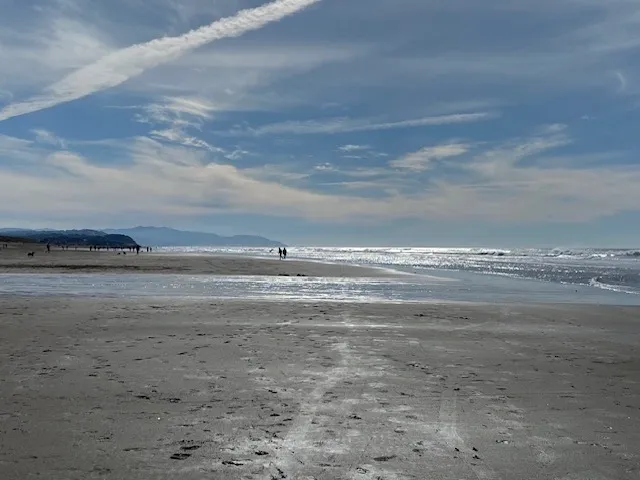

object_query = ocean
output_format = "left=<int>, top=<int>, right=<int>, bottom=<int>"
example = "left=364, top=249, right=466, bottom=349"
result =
left=160, top=246, right=640, bottom=296
left=2, top=246, right=637, bottom=305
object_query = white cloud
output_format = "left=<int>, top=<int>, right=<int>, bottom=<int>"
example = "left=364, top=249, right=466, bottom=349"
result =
left=0, top=135, right=387, bottom=221
left=225, top=149, right=251, bottom=161
left=338, top=144, right=371, bottom=152
left=613, top=70, right=628, bottom=93
left=243, top=163, right=310, bottom=183
left=292, top=0, right=640, bottom=102
left=120, top=42, right=367, bottom=115
left=0, top=16, right=113, bottom=93
left=0, top=134, right=39, bottom=164
left=390, top=143, right=470, bottom=171
left=314, top=162, right=335, bottom=171
left=32, top=129, right=67, bottom=149
left=149, top=128, right=223, bottom=152
left=137, top=95, right=223, bottom=152
left=323, top=180, right=387, bottom=191
left=0, top=0, right=322, bottom=122
left=536, top=123, right=567, bottom=135
left=135, top=96, right=217, bottom=132
left=142, top=97, right=217, bottom=122
left=0, top=134, right=32, bottom=151
left=1, top=126, right=640, bottom=224
left=468, top=127, right=572, bottom=177
left=244, top=112, right=495, bottom=135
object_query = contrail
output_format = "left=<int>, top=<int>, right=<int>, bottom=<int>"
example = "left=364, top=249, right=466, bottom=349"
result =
left=0, top=0, right=321, bottom=122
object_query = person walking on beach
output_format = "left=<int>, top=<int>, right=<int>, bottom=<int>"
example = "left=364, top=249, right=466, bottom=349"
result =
left=278, top=247, right=282, bottom=260
left=282, top=247, right=287, bottom=259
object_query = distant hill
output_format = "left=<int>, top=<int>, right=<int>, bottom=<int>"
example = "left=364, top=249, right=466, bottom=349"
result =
left=0, top=235, right=35, bottom=244
left=103, top=226, right=285, bottom=247
left=0, top=229, right=138, bottom=247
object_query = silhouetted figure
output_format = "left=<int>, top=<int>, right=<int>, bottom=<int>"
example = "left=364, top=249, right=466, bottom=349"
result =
left=282, top=247, right=287, bottom=259
left=46, top=243, right=50, bottom=253
left=278, top=247, right=282, bottom=259
left=136, top=245, right=140, bottom=255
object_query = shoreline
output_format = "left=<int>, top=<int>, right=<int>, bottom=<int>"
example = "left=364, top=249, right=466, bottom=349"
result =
left=0, top=288, right=635, bottom=309
left=161, top=249, right=413, bottom=278
left=0, top=243, right=391, bottom=277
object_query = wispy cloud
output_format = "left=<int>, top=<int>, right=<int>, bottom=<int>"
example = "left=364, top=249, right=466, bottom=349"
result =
left=338, top=144, right=371, bottom=152
left=0, top=0, right=321, bottom=122
left=613, top=70, right=628, bottom=93
left=137, top=96, right=222, bottom=152
left=390, top=143, right=470, bottom=172
left=1, top=125, right=640, bottom=224
left=241, top=112, right=495, bottom=135
left=149, top=128, right=223, bottom=152
left=32, top=129, right=67, bottom=149
left=137, top=97, right=217, bottom=124
left=0, top=134, right=37, bottom=163
left=0, top=16, right=113, bottom=93
left=468, top=126, right=572, bottom=177
left=0, top=89, right=13, bottom=102
left=225, top=149, right=251, bottom=161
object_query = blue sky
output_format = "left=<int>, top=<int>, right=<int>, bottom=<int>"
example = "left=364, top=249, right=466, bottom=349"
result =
left=1, top=0, right=640, bottom=246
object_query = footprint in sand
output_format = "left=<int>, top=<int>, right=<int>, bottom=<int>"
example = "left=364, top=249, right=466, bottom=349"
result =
left=170, top=453, right=191, bottom=460
left=180, top=444, right=202, bottom=452
left=373, top=455, right=397, bottom=462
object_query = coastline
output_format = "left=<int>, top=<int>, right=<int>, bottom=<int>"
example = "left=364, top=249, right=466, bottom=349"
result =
left=0, top=243, right=390, bottom=277
left=1, top=296, right=639, bottom=479
left=2, top=243, right=640, bottom=306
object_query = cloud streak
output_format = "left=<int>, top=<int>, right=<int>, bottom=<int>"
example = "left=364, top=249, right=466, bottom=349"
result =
left=339, top=144, right=371, bottom=152
left=390, top=143, right=470, bottom=171
left=245, top=112, right=495, bottom=135
left=0, top=0, right=321, bottom=122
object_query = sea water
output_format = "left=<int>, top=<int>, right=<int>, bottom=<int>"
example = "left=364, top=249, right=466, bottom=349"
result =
left=161, top=246, right=640, bottom=296
left=1, top=245, right=639, bottom=305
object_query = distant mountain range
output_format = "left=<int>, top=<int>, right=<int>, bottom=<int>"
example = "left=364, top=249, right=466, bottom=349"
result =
left=0, top=227, right=284, bottom=247
left=0, top=229, right=137, bottom=247
left=103, top=226, right=284, bottom=247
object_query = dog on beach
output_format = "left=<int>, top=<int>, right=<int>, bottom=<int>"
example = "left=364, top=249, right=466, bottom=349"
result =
left=27, top=251, right=35, bottom=257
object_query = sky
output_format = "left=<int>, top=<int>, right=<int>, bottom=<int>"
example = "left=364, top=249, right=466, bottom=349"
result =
left=1, top=0, right=640, bottom=247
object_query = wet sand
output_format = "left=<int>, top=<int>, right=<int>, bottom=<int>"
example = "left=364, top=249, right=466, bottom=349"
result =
left=0, top=242, right=385, bottom=277
left=1, top=297, right=639, bottom=479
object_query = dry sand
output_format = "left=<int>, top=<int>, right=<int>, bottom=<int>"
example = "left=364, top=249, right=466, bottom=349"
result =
left=1, top=296, right=639, bottom=479
left=0, top=242, right=386, bottom=277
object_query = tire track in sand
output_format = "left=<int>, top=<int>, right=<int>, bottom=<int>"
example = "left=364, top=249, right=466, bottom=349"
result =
left=438, top=387, right=499, bottom=480
left=264, top=342, right=352, bottom=479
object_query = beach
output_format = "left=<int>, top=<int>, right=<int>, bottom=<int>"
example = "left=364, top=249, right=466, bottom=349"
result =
left=0, top=242, right=386, bottom=277
left=1, top=250, right=639, bottom=479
